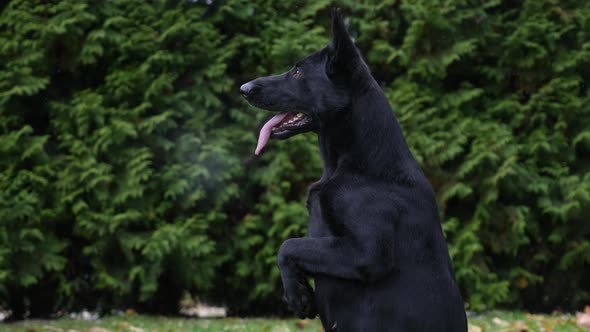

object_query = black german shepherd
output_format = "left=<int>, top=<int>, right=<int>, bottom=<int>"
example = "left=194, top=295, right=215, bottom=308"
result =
left=241, top=9, right=467, bottom=332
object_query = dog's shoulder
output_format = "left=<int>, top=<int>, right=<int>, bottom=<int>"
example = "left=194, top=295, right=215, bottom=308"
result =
left=315, top=173, right=402, bottom=222
left=314, top=168, right=439, bottom=221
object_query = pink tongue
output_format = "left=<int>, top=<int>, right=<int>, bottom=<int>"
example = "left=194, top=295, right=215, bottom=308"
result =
left=255, top=113, right=289, bottom=155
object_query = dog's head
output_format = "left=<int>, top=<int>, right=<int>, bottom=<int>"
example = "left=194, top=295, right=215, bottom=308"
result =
left=241, top=8, right=369, bottom=155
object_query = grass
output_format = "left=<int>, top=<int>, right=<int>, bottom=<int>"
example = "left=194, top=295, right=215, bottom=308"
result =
left=0, top=311, right=585, bottom=332
left=1, top=316, right=321, bottom=332
left=468, top=311, right=586, bottom=332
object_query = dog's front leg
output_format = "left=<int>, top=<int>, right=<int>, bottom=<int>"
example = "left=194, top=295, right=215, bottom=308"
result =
left=278, top=257, right=317, bottom=319
left=278, top=234, right=394, bottom=317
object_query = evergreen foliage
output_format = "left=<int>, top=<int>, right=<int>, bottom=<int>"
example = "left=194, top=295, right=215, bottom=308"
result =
left=0, top=0, right=589, bottom=317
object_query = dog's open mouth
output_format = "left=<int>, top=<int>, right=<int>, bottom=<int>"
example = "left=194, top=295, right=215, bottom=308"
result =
left=255, top=112, right=313, bottom=155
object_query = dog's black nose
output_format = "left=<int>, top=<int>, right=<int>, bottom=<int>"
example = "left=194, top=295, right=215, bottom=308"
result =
left=240, top=82, right=254, bottom=97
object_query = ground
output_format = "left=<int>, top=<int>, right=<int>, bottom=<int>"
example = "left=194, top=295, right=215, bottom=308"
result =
left=0, top=311, right=586, bottom=332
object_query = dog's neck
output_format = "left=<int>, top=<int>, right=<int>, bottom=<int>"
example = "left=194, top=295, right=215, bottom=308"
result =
left=317, top=88, right=416, bottom=181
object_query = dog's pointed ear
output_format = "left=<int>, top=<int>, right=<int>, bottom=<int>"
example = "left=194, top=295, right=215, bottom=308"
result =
left=326, top=8, right=358, bottom=77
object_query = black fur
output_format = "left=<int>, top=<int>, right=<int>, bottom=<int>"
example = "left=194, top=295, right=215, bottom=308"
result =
left=241, top=9, right=467, bottom=332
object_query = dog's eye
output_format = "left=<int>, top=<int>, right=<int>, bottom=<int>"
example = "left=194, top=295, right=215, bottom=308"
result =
left=293, top=68, right=303, bottom=78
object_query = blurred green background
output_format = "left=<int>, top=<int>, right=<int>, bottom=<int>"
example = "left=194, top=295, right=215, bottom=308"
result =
left=0, top=0, right=589, bottom=320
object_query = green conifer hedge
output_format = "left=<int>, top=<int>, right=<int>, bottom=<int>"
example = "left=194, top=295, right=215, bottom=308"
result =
left=0, top=0, right=589, bottom=318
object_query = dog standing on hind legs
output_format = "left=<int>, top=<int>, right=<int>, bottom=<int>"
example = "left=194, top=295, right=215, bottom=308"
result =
left=240, top=8, right=468, bottom=332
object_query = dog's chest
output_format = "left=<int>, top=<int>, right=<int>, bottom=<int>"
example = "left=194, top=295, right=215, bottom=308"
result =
left=306, top=190, right=332, bottom=237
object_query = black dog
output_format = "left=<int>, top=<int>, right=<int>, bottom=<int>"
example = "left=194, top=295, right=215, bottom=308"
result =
left=241, top=9, right=467, bottom=332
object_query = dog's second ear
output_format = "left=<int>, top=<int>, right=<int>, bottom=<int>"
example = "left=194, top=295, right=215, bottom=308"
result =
left=326, top=8, right=360, bottom=78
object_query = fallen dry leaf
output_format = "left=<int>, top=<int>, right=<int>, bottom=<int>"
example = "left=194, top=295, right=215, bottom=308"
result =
left=514, top=320, right=528, bottom=331
left=88, top=328, right=112, bottom=332
left=467, top=323, right=482, bottom=332
left=492, top=317, right=509, bottom=326
left=127, top=325, right=144, bottom=332
left=543, top=321, right=554, bottom=332
left=576, top=311, right=590, bottom=328
left=295, top=320, right=307, bottom=329
left=270, top=324, right=291, bottom=332
left=525, top=313, right=544, bottom=320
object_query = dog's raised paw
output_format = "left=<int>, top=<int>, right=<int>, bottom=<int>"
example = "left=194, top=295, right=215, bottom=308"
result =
left=283, top=279, right=317, bottom=319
